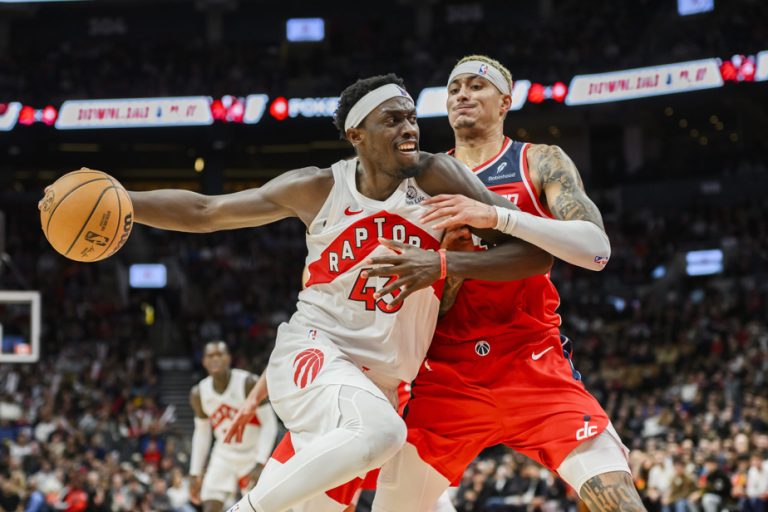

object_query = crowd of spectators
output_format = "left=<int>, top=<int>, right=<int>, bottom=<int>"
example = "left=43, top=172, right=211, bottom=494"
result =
left=1, top=0, right=767, bottom=105
left=0, top=340, right=186, bottom=511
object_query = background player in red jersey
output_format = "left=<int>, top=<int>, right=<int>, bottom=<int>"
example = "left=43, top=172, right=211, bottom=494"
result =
left=367, top=56, right=645, bottom=512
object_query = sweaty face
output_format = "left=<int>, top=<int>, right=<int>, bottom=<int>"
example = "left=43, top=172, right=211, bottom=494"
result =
left=202, top=342, right=230, bottom=376
left=447, top=75, right=508, bottom=131
left=357, top=96, right=420, bottom=176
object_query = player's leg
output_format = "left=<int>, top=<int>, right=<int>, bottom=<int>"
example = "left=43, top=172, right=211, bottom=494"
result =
left=433, top=490, right=457, bottom=512
left=291, top=492, right=351, bottom=512
left=230, top=384, right=406, bottom=512
left=556, top=425, right=645, bottom=512
left=372, top=442, right=454, bottom=512
left=499, top=333, right=644, bottom=512
left=259, top=440, right=364, bottom=512
left=577, top=472, right=645, bottom=512
left=372, top=353, right=493, bottom=512
left=201, top=457, right=237, bottom=512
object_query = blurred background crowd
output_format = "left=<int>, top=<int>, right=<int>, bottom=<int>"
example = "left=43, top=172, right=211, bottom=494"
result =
left=1, top=0, right=767, bottom=511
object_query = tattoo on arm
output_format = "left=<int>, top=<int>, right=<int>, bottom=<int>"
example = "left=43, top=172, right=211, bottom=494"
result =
left=529, top=145, right=605, bottom=230
left=438, top=276, right=465, bottom=317
left=580, top=471, right=646, bottom=512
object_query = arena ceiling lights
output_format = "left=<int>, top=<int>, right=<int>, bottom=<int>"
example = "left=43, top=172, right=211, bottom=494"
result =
left=1, top=52, right=765, bottom=130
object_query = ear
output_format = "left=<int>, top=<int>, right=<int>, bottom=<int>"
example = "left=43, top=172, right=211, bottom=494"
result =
left=500, top=94, right=512, bottom=115
left=346, top=127, right=365, bottom=147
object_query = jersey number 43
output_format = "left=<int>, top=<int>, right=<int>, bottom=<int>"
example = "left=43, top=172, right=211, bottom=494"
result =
left=348, top=268, right=403, bottom=314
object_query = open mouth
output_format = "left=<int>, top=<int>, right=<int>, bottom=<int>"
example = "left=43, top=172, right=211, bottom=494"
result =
left=397, top=141, right=418, bottom=153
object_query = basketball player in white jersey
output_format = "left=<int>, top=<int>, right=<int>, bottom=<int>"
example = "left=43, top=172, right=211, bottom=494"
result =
left=189, top=341, right=278, bottom=512
left=108, top=74, right=552, bottom=512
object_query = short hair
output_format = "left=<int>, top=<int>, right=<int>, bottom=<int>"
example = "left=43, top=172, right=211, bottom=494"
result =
left=333, top=73, right=406, bottom=140
left=455, top=54, right=513, bottom=92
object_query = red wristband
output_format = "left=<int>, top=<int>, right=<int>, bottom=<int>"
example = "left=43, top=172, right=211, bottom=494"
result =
left=438, top=248, right=447, bottom=280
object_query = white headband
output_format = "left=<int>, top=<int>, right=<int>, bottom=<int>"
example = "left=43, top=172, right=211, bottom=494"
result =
left=447, top=60, right=511, bottom=95
left=344, top=83, right=413, bottom=132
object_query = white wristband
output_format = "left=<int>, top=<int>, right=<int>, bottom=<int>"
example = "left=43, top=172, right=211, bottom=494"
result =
left=493, top=205, right=519, bottom=234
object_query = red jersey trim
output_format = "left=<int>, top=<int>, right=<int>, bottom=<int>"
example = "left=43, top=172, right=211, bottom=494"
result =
left=447, top=137, right=511, bottom=173
left=520, top=143, right=554, bottom=219
left=473, top=137, right=511, bottom=172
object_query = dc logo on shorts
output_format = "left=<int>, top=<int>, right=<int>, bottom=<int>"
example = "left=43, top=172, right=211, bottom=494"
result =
left=475, top=340, right=490, bottom=357
left=293, top=348, right=325, bottom=389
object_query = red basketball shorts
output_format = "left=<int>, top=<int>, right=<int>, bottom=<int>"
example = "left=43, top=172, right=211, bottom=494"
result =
left=404, top=330, right=610, bottom=485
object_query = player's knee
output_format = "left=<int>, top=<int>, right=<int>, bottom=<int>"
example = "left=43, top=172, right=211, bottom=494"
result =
left=340, top=387, right=406, bottom=466
left=365, top=409, right=406, bottom=465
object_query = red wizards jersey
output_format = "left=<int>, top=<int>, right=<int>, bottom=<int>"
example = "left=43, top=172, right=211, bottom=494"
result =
left=433, top=137, right=561, bottom=344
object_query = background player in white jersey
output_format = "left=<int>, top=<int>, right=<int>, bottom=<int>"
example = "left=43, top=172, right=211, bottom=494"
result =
left=189, top=341, right=278, bottom=512
left=121, top=74, right=551, bottom=512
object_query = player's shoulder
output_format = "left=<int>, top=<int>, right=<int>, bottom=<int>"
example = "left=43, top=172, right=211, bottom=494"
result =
left=416, top=152, right=466, bottom=180
left=267, top=166, right=334, bottom=205
left=525, top=143, right=581, bottom=188
left=525, top=142, right=550, bottom=158
left=231, top=367, right=257, bottom=379
left=525, top=143, right=573, bottom=164
left=419, top=151, right=454, bottom=168
left=285, top=166, right=333, bottom=186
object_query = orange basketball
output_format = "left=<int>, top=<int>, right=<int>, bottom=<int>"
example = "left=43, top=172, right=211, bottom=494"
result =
left=39, top=168, right=133, bottom=262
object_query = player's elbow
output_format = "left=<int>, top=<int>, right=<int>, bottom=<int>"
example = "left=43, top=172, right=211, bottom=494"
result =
left=537, top=251, right=555, bottom=275
left=197, top=195, right=225, bottom=233
left=588, top=232, right=611, bottom=271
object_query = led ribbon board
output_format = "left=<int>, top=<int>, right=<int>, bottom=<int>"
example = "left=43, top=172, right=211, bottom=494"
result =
left=56, top=96, right=214, bottom=129
left=566, top=59, right=723, bottom=105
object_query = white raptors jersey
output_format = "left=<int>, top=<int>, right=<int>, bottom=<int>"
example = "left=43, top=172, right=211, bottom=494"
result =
left=199, top=369, right=267, bottom=461
left=286, top=158, right=444, bottom=392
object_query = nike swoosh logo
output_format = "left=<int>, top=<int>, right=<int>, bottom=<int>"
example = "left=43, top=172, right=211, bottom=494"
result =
left=531, top=346, right=554, bottom=361
left=344, top=206, right=363, bottom=216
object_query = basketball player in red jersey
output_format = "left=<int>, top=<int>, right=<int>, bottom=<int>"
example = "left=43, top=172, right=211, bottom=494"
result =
left=367, top=56, right=645, bottom=512
left=88, top=74, right=553, bottom=512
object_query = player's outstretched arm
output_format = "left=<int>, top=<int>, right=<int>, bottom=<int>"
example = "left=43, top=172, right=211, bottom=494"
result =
left=129, top=166, right=332, bottom=232
left=223, top=372, right=267, bottom=445
left=418, top=146, right=611, bottom=271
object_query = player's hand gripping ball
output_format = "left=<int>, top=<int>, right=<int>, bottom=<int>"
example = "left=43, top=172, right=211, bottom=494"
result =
left=39, top=168, right=133, bottom=262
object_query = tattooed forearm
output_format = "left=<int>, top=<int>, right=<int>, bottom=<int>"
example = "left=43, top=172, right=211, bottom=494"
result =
left=580, top=471, right=646, bottom=512
left=528, top=144, right=605, bottom=230
left=439, top=276, right=465, bottom=316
